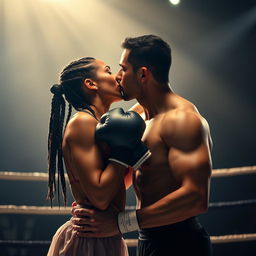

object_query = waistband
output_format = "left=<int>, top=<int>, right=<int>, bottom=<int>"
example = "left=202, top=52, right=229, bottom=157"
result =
left=139, top=217, right=202, bottom=239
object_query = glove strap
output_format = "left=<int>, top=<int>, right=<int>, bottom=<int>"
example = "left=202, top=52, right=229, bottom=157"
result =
left=108, top=158, right=129, bottom=168
left=131, top=143, right=152, bottom=170
left=132, top=150, right=151, bottom=170
left=118, top=210, right=140, bottom=234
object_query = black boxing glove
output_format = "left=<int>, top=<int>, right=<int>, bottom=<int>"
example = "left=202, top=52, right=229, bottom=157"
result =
left=95, top=108, right=151, bottom=169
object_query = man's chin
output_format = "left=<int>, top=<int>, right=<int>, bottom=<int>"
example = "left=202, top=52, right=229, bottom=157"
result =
left=118, top=85, right=130, bottom=101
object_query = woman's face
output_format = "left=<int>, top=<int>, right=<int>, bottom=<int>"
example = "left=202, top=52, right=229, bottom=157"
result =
left=93, top=59, right=122, bottom=102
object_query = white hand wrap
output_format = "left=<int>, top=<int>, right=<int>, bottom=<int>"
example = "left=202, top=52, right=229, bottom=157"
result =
left=117, top=210, right=140, bottom=234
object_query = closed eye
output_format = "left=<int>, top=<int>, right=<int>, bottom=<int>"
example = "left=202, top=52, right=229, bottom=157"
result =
left=105, top=65, right=112, bottom=74
left=119, top=64, right=126, bottom=72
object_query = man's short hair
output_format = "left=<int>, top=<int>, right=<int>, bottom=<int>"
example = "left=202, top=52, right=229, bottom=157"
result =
left=122, top=35, right=171, bottom=83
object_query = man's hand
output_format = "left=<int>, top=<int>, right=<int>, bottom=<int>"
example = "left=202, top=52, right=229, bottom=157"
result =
left=71, top=205, right=120, bottom=238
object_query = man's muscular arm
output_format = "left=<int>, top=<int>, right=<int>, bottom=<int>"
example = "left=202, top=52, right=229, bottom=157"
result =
left=136, top=110, right=212, bottom=228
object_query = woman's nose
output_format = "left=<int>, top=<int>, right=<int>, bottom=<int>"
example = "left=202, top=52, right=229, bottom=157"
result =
left=115, top=70, right=123, bottom=83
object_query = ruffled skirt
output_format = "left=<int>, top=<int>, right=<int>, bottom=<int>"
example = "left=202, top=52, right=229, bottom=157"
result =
left=47, top=220, right=129, bottom=256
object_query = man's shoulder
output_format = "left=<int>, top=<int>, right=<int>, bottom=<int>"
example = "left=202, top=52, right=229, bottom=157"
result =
left=162, top=101, right=203, bottom=127
left=160, top=103, right=210, bottom=149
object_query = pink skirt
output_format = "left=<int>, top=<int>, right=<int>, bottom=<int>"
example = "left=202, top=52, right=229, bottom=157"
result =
left=47, top=220, right=129, bottom=256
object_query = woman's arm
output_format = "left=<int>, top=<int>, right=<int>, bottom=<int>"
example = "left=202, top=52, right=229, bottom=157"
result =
left=66, top=113, right=126, bottom=210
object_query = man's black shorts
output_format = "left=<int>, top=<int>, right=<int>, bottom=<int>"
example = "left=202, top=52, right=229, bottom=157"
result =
left=137, top=217, right=212, bottom=256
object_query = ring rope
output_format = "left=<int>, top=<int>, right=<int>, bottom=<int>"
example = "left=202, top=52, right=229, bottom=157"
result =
left=0, top=240, right=50, bottom=246
left=0, top=166, right=256, bottom=181
left=125, top=199, right=256, bottom=210
left=209, top=199, right=256, bottom=208
left=212, top=166, right=256, bottom=177
left=0, top=205, right=70, bottom=215
left=1, top=166, right=255, bottom=247
left=0, top=233, right=256, bottom=247
left=1, top=197, right=256, bottom=215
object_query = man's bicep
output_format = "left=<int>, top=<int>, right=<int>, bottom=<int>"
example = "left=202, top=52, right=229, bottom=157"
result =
left=168, top=143, right=212, bottom=187
left=162, top=111, right=212, bottom=183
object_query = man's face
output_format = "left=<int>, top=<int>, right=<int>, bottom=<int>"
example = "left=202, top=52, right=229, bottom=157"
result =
left=116, top=49, right=140, bottom=101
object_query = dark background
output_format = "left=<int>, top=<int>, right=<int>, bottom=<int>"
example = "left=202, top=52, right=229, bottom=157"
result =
left=0, top=0, right=255, bottom=255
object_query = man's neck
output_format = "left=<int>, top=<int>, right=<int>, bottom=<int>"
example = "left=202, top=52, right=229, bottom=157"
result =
left=137, top=83, right=174, bottom=119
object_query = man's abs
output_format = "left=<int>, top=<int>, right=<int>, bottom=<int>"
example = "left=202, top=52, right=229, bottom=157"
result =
left=134, top=163, right=180, bottom=207
left=133, top=113, right=179, bottom=207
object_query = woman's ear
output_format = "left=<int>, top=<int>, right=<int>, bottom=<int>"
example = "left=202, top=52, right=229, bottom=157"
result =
left=83, top=79, right=98, bottom=91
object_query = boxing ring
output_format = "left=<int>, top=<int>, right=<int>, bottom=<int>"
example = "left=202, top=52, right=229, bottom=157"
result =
left=0, top=166, right=256, bottom=250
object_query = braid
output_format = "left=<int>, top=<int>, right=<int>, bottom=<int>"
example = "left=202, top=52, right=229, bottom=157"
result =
left=61, top=57, right=98, bottom=119
left=57, top=96, right=66, bottom=206
left=65, top=103, right=72, bottom=130
left=47, top=90, right=66, bottom=206
left=47, top=57, right=98, bottom=206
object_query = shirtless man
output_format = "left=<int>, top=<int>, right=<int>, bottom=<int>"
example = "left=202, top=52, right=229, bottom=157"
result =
left=72, top=35, right=213, bottom=256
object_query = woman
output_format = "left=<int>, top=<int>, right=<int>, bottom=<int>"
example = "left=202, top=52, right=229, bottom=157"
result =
left=47, top=57, right=146, bottom=256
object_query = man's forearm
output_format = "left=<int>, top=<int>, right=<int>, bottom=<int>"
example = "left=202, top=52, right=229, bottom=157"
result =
left=72, top=186, right=207, bottom=237
left=136, top=186, right=208, bottom=229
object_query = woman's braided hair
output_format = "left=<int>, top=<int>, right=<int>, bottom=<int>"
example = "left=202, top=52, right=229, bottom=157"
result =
left=47, top=57, right=97, bottom=206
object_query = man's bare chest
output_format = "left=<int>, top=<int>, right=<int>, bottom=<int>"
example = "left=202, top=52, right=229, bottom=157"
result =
left=141, top=118, right=168, bottom=168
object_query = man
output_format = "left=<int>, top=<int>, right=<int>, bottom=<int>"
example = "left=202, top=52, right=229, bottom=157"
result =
left=72, top=35, right=213, bottom=255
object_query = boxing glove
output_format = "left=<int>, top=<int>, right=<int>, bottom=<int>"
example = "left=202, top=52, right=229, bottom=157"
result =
left=95, top=108, right=151, bottom=169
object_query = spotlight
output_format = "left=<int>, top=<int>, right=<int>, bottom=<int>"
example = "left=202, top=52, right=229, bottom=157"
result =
left=169, top=0, right=180, bottom=5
